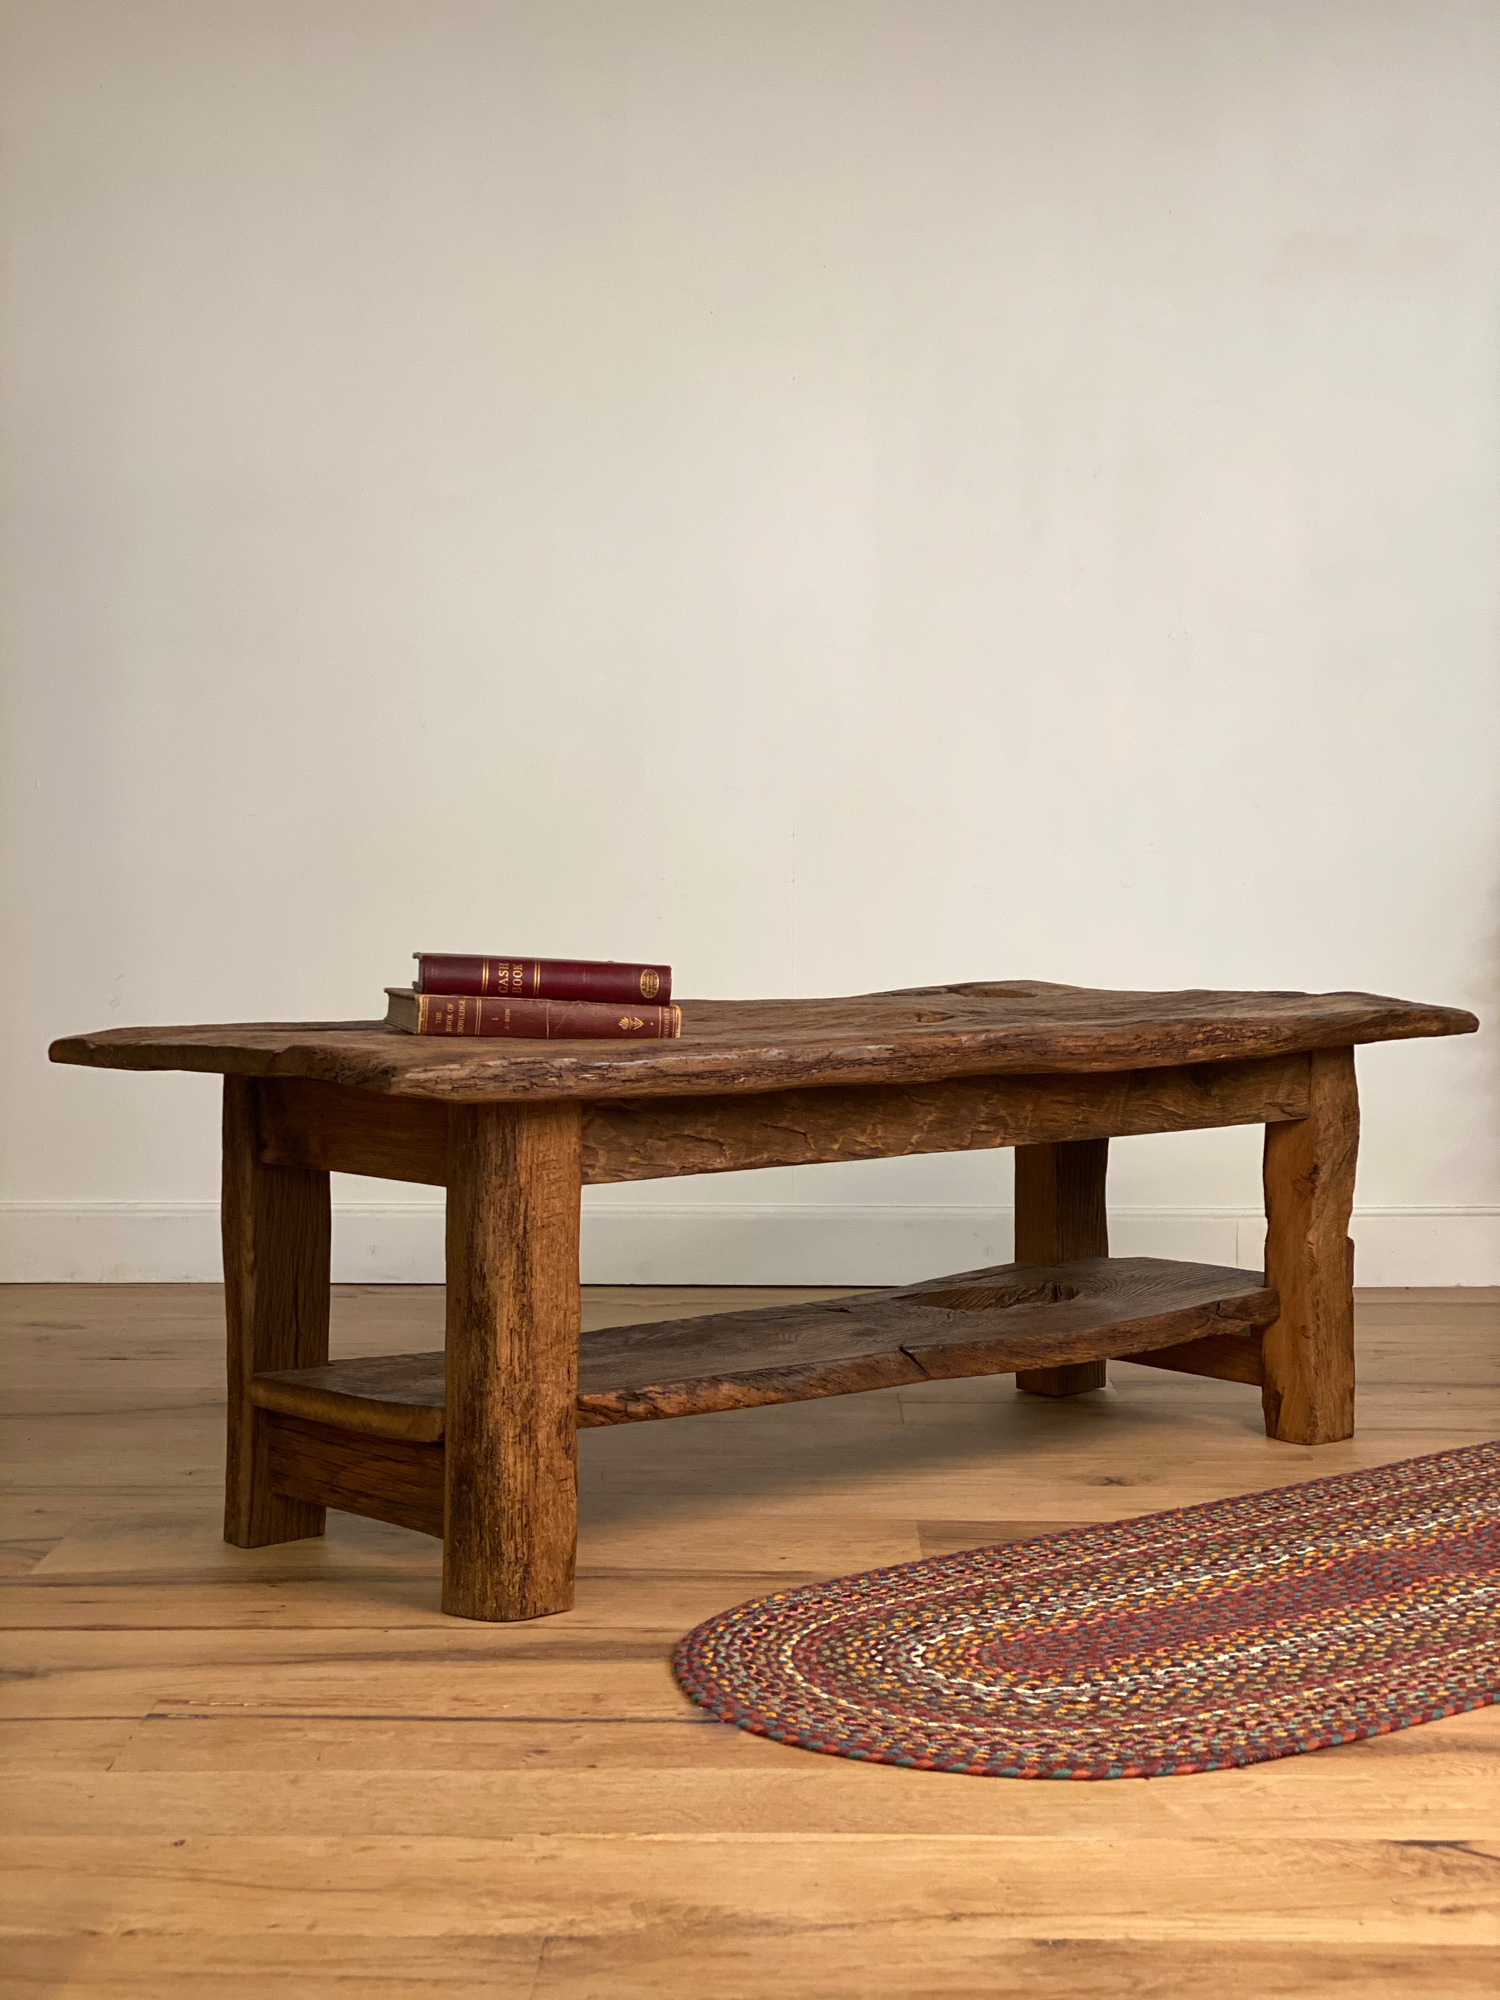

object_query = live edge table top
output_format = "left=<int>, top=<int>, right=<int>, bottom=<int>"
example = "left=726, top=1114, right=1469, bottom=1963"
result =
left=49, top=981, right=1477, bottom=1103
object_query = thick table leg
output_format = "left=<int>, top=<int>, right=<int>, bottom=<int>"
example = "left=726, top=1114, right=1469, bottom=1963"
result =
left=1014, top=1137, right=1109, bottom=1397
left=222, top=1077, right=330, bottom=1546
left=1261, top=1047, right=1359, bottom=1444
left=442, top=1102, right=582, bottom=1622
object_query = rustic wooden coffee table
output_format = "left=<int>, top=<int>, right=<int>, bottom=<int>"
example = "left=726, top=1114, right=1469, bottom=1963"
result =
left=51, top=981, right=1475, bottom=1621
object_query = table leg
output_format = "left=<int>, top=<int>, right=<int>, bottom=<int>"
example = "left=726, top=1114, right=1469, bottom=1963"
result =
left=442, top=1102, right=583, bottom=1621
left=222, top=1077, right=331, bottom=1546
left=1014, top=1138, right=1110, bottom=1396
left=1261, top=1047, right=1358, bottom=1444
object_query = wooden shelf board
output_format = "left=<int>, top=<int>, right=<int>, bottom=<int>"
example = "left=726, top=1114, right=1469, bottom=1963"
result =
left=249, top=1255, right=1276, bottom=1440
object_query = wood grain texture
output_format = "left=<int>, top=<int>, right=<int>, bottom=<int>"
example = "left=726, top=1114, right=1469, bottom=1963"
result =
left=247, top=1258, right=1278, bottom=1444
left=256, top=1077, right=448, bottom=1184
left=442, top=1103, right=583, bottom=1621
left=894, top=1259, right=1278, bottom=1388
left=253, top=1056, right=1315, bottom=1187
left=220, top=1079, right=330, bottom=1548
left=252, top=1352, right=448, bottom=1442
left=1013, top=1139, right=1110, bottom=1396
left=1117, top=1330, right=1266, bottom=1385
left=267, top=1412, right=444, bottom=1536
left=1261, top=1048, right=1360, bottom=1445
left=47, top=980, right=1477, bottom=1103
left=1, top=1931, right=1496, bottom=2000
left=4, top=1281, right=1498, bottom=1996
left=580, top=1056, right=1313, bottom=1183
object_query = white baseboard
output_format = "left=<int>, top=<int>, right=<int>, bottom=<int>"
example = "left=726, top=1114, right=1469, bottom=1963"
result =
left=3, top=1200, right=1497, bottom=1286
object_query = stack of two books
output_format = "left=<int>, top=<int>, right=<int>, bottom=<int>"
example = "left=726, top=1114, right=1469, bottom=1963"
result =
left=385, top=953, right=680, bottom=1040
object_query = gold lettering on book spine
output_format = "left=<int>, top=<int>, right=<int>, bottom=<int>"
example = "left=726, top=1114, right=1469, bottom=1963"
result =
left=640, top=968, right=660, bottom=999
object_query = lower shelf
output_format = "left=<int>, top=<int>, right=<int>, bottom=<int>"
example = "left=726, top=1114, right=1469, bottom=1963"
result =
left=251, top=1255, right=1275, bottom=1446
left=258, top=1256, right=1276, bottom=1539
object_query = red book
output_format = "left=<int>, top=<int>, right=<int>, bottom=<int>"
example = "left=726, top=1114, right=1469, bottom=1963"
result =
left=386, top=988, right=681, bottom=1040
left=414, top=952, right=671, bottom=1004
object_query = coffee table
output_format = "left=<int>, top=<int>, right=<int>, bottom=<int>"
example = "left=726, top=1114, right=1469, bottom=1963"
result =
left=51, top=980, right=1476, bottom=1621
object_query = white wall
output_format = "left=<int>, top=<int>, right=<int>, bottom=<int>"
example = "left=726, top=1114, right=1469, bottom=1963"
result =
left=3, top=0, right=1497, bottom=1285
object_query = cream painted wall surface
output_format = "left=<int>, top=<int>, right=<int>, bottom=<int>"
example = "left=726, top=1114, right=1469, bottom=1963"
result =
left=2, top=0, right=1497, bottom=1282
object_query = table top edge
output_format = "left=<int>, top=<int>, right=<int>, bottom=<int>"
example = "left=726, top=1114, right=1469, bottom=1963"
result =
left=47, top=984, right=1479, bottom=1102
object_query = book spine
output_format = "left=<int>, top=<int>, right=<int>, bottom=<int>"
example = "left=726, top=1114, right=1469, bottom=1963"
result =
left=415, top=954, right=671, bottom=1004
left=413, top=995, right=682, bottom=1040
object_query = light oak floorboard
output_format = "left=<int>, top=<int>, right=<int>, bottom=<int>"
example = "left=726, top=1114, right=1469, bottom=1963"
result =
left=1, top=1939, right=1497, bottom=2000
left=2, top=1280, right=1497, bottom=1998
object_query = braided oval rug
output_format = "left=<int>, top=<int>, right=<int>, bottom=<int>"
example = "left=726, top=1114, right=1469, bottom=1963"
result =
left=673, top=1441, right=1499, bottom=1779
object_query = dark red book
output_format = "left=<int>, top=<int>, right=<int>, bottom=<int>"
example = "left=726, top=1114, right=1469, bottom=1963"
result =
left=414, top=952, right=671, bottom=1004
left=386, top=988, right=681, bottom=1040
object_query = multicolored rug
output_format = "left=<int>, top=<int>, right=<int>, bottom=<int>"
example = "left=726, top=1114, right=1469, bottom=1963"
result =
left=672, top=1441, right=1500, bottom=1778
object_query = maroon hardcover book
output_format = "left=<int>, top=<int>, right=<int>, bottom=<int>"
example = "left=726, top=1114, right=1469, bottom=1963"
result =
left=414, top=953, right=671, bottom=1004
left=386, top=988, right=681, bottom=1040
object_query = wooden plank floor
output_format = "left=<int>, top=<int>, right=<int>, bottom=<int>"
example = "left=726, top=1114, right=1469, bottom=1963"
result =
left=2, top=1280, right=1497, bottom=1999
